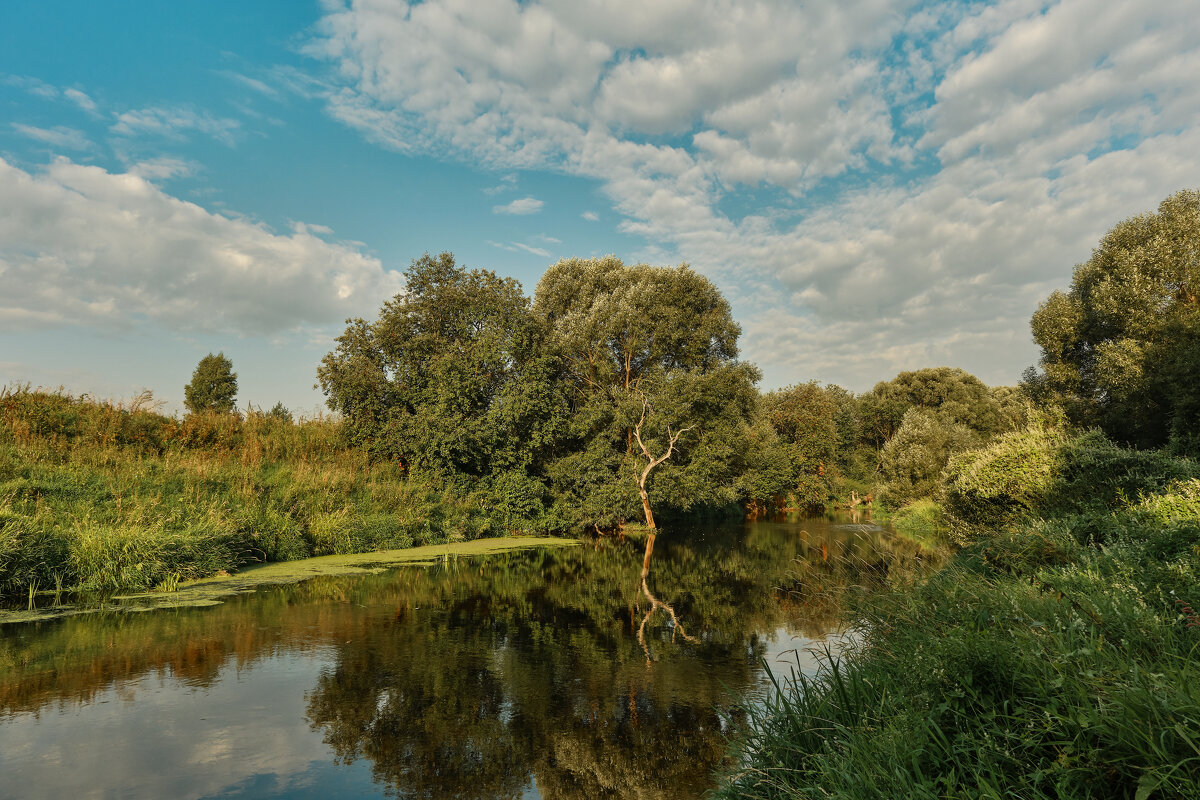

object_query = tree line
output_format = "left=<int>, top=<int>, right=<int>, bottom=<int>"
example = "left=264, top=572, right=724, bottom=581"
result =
left=182, top=188, right=1196, bottom=533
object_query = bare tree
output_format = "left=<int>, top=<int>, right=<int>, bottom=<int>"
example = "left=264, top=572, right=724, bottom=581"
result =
left=632, top=395, right=693, bottom=532
left=630, top=394, right=696, bottom=661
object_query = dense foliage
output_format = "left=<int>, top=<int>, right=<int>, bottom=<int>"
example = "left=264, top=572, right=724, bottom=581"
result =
left=0, top=388, right=520, bottom=597
left=183, top=352, right=237, bottom=414
left=534, top=256, right=761, bottom=527
left=759, top=382, right=839, bottom=510
left=1027, top=189, right=1200, bottom=451
left=719, top=190, right=1200, bottom=800
left=723, top=416, right=1200, bottom=799
left=317, top=253, right=565, bottom=488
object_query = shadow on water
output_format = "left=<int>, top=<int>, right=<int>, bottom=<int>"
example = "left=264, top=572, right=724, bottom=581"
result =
left=0, top=516, right=931, bottom=800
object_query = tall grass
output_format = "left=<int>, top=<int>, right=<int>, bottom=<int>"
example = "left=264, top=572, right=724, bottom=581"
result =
left=719, top=428, right=1200, bottom=799
left=0, top=387, right=529, bottom=598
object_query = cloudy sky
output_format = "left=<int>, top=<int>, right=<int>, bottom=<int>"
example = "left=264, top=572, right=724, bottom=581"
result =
left=2, top=0, right=1198, bottom=414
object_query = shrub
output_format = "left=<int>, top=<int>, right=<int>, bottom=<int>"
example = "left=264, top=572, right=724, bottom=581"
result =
left=944, top=419, right=1200, bottom=543
left=888, top=499, right=948, bottom=548
left=942, top=416, right=1067, bottom=535
left=878, top=408, right=976, bottom=508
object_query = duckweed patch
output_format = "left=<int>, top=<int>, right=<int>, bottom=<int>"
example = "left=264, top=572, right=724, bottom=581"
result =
left=0, top=536, right=578, bottom=623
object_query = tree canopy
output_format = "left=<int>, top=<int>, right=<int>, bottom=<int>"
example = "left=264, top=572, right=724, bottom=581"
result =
left=760, top=382, right=839, bottom=510
left=184, top=352, right=237, bottom=414
left=1028, top=189, right=1200, bottom=450
left=533, top=256, right=742, bottom=398
left=317, top=252, right=565, bottom=485
left=534, top=256, right=759, bottom=529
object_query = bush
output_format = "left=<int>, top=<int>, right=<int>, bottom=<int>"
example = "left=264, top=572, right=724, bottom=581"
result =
left=942, top=416, right=1067, bottom=535
left=878, top=408, right=976, bottom=509
left=721, top=497, right=1200, bottom=799
left=888, top=499, right=948, bottom=548
left=944, top=418, right=1200, bottom=543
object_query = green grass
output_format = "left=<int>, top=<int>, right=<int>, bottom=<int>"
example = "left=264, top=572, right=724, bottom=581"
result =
left=719, top=434, right=1200, bottom=799
left=884, top=499, right=949, bottom=552
left=0, top=387, right=552, bottom=599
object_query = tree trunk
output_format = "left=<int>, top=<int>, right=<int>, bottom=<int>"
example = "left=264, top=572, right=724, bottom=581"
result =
left=639, top=485, right=656, bottom=530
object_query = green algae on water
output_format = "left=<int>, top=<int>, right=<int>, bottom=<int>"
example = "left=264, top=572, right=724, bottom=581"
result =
left=0, top=536, right=580, bottom=624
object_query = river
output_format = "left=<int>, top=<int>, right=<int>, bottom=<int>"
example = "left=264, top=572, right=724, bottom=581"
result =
left=0, top=515, right=921, bottom=800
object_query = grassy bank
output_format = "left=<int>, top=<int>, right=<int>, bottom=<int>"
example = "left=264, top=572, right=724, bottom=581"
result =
left=719, top=428, right=1200, bottom=799
left=0, top=388, right=551, bottom=599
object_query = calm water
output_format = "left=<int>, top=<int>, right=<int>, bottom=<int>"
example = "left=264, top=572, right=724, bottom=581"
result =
left=0, top=516, right=919, bottom=800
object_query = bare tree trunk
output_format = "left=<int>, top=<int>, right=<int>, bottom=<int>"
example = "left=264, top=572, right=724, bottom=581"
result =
left=639, top=487, right=656, bottom=531
left=632, top=394, right=692, bottom=531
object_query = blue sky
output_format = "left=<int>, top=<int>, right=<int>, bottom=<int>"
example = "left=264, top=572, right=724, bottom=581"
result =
left=2, top=0, right=1199, bottom=415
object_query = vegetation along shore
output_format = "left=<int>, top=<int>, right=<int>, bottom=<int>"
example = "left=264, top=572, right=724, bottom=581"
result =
left=3, top=190, right=1199, bottom=797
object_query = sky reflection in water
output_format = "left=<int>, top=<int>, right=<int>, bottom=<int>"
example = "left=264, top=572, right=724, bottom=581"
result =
left=0, top=516, right=921, bottom=799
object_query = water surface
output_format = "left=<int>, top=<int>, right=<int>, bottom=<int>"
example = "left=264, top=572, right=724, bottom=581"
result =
left=0, top=516, right=920, bottom=799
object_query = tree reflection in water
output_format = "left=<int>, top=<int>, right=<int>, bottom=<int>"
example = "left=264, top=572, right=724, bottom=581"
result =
left=302, top=521, right=927, bottom=799
left=1, top=518, right=931, bottom=799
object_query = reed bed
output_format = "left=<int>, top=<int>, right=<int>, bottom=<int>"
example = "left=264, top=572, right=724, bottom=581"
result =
left=0, top=387, right=510, bottom=598
left=719, top=433, right=1200, bottom=799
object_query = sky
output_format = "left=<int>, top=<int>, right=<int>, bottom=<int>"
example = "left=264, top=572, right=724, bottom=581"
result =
left=2, top=0, right=1198, bottom=416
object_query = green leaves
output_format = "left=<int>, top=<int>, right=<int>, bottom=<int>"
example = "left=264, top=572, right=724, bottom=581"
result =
left=183, top=352, right=237, bottom=415
left=534, top=257, right=756, bottom=529
left=1028, top=189, right=1200, bottom=450
left=318, top=252, right=567, bottom=482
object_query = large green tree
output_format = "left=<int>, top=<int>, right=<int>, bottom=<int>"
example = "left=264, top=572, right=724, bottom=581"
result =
left=317, top=253, right=566, bottom=487
left=864, top=367, right=1008, bottom=508
left=1027, top=189, right=1200, bottom=450
left=869, top=367, right=1006, bottom=438
left=760, top=382, right=839, bottom=510
left=533, top=257, right=758, bottom=529
left=184, top=352, right=237, bottom=414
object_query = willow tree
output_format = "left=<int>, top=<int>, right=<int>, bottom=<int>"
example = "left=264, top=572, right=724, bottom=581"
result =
left=533, top=256, right=758, bottom=530
left=318, top=252, right=566, bottom=493
left=1027, top=190, right=1200, bottom=450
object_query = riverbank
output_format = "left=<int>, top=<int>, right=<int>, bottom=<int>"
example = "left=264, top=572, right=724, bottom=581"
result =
left=0, top=536, right=580, bottom=624
left=719, top=429, right=1200, bottom=798
left=0, top=388, right=563, bottom=601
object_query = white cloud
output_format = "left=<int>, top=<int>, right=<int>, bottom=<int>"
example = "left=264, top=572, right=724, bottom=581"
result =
left=304, top=0, right=1200, bottom=388
left=111, top=106, right=242, bottom=146
left=63, top=88, right=99, bottom=114
left=581, top=210, right=599, bottom=221
left=487, top=240, right=553, bottom=258
left=11, top=124, right=92, bottom=151
left=482, top=173, right=519, bottom=195
left=492, top=196, right=544, bottom=215
left=216, top=70, right=280, bottom=98
left=0, top=157, right=403, bottom=335
left=3, top=74, right=58, bottom=99
left=126, top=157, right=198, bottom=181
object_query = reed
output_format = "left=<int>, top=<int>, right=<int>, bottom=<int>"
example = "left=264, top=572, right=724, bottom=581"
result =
left=0, top=386, right=519, bottom=597
left=717, top=450, right=1200, bottom=799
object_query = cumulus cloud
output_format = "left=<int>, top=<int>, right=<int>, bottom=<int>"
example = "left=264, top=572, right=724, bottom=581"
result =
left=0, top=157, right=402, bottom=335
left=304, top=0, right=1200, bottom=387
left=581, top=211, right=599, bottom=221
left=492, top=196, right=544, bottom=215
